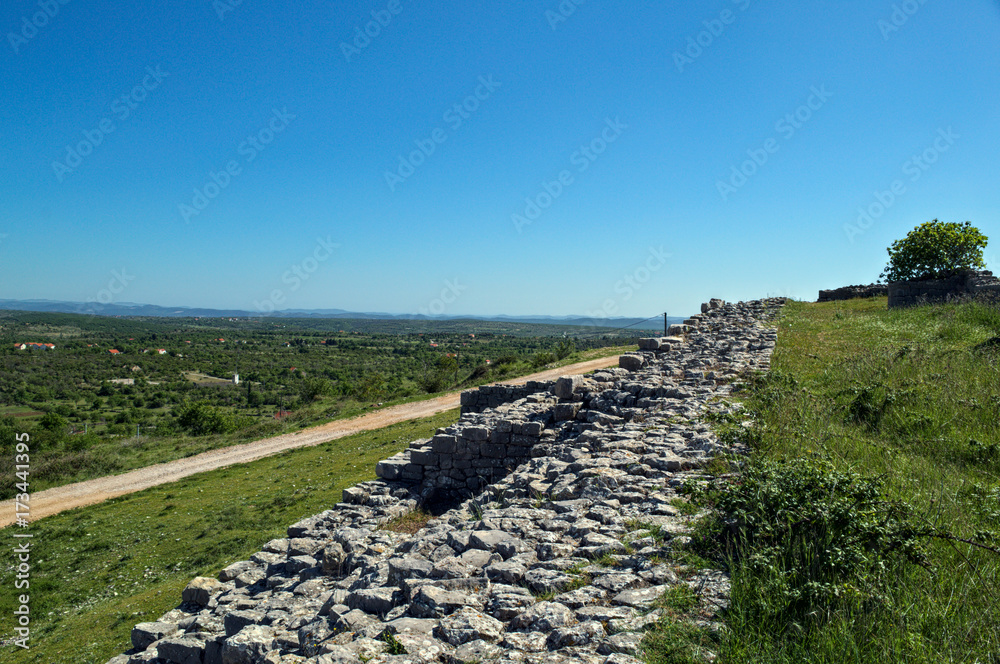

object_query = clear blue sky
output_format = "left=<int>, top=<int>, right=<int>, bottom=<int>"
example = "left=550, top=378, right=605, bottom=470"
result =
left=3, top=0, right=998, bottom=319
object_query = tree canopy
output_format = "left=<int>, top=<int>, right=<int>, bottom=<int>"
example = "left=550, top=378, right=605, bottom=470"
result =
left=879, top=220, right=988, bottom=283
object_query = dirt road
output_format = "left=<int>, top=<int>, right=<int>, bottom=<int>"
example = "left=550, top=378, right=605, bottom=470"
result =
left=4, top=355, right=622, bottom=527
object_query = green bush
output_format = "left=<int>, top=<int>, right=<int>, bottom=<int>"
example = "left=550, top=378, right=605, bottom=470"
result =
left=686, top=458, right=928, bottom=625
left=879, top=220, right=988, bottom=283
left=174, top=401, right=237, bottom=435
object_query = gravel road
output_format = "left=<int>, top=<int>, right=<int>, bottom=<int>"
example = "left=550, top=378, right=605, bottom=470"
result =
left=3, top=355, right=621, bottom=526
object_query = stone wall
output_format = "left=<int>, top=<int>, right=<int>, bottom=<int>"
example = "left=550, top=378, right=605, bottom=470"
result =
left=888, top=269, right=1000, bottom=308
left=105, top=297, right=785, bottom=664
left=817, top=284, right=888, bottom=302
left=459, top=381, right=555, bottom=415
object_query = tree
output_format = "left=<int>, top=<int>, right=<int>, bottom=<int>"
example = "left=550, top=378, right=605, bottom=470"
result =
left=880, top=220, right=988, bottom=283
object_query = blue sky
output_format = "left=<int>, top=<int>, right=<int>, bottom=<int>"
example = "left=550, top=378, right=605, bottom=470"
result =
left=3, top=0, right=998, bottom=319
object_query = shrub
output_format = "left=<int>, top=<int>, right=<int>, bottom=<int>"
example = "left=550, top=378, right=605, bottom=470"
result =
left=686, top=458, right=928, bottom=624
left=879, top=220, right=988, bottom=283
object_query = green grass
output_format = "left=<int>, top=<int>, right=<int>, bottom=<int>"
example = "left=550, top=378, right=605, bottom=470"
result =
left=663, top=297, right=1000, bottom=663
left=0, top=409, right=460, bottom=664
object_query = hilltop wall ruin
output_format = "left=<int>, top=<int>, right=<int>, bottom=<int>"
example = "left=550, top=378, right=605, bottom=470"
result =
left=105, top=297, right=784, bottom=664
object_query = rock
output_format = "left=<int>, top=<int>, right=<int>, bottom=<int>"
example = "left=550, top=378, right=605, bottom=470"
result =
left=383, top=617, right=438, bottom=636
left=219, top=561, right=255, bottom=583
left=221, top=625, right=274, bottom=664
left=393, top=632, right=451, bottom=660
left=485, top=587, right=535, bottom=621
left=321, top=542, right=346, bottom=575
left=597, top=632, right=645, bottom=656
left=388, top=556, right=434, bottom=586
left=603, top=653, right=646, bottom=664
left=435, top=607, right=506, bottom=646
left=619, top=355, right=645, bottom=371
left=299, top=618, right=336, bottom=657
left=637, top=337, right=662, bottom=351
left=546, top=620, right=606, bottom=649
left=344, top=636, right=388, bottom=660
left=612, top=585, right=670, bottom=608
left=484, top=560, right=527, bottom=585
left=312, top=645, right=361, bottom=664
left=347, top=588, right=402, bottom=616
left=554, top=376, right=582, bottom=400
left=524, top=568, right=572, bottom=594
left=554, top=585, right=607, bottom=609
left=131, top=622, right=178, bottom=651
left=332, top=608, right=379, bottom=634
left=156, top=634, right=209, bottom=664
left=510, top=601, right=575, bottom=632
left=224, top=610, right=263, bottom=637
left=500, top=630, right=549, bottom=652
left=448, top=638, right=502, bottom=664
left=468, top=530, right=511, bottom=551
left=554, top=402, right=582, bottom=421
left=410, top=585, right=477, bottom=618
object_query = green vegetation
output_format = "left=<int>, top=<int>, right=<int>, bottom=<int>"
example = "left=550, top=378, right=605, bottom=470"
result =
left=879, top=219, right=988, bottom=282
left=665, top=297, right=1000, bottom=663
left=0, top=409, right=459, bottom=664
left=0, top=309, right=636, bottom=497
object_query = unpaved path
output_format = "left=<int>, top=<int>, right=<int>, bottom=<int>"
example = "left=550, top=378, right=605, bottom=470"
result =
left=4, top=356, right=622, bottom=526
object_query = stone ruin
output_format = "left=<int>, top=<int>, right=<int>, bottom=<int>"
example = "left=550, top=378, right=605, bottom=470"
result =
left=105, top=297, right=785, bottom=664
left=888, top=269, right=1000, bottom=308
left=817, top=284, right=888, bottom=302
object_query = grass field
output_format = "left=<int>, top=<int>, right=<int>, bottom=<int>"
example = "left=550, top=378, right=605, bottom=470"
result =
left=644, top=297, right=1000, bottom=663
left=0, top=409, right=460, bottom=663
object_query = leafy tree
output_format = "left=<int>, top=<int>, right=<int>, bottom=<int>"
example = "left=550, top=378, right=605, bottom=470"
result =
left=175, top=401, right=236, bottom=435
left=39, top=411, right=68, bottom=433
left=880, top=220, right=988, bottom=283
left=555, top=339, right=575, bottom=360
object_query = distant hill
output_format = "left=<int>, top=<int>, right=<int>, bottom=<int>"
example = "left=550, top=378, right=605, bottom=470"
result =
left=0, top=299, right=684, bottom=331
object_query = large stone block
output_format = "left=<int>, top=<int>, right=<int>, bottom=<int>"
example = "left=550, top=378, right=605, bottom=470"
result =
left=553, top=375, right=581, bottom=399
left=182, top=576, right=223, bottom=607
left=431, top=435, right=457, bottom=454
left=619, top=354, right=645, bottom=371
left=132, top=622, right=178, bottom=651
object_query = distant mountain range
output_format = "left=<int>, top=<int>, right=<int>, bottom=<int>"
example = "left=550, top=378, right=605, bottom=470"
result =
left=0, top=299, right=685, bottom=331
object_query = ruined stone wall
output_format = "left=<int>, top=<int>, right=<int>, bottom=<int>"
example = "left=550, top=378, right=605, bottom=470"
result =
left=817, top=284, right=888, bottom=302
left=888, top=269, right=1000, bottom=308
left=105, top=297, right=785, bottom=664
left=459, top=381, right=555, bottom=416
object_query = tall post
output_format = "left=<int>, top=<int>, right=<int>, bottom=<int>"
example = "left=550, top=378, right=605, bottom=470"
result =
left=663, top=312, right=667, bottom=336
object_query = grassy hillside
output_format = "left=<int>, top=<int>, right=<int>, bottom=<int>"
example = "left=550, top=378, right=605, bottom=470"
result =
left=654, top=297, right=1000, bottom=663
left=0, top=409, right=459, bottom=663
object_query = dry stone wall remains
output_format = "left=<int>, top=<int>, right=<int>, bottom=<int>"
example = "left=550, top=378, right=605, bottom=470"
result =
left=816, top=284, right=888, bottom=302
left=888, top=269, right=1000, bottom=308
left=105, top=297, right=784, bottom=664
